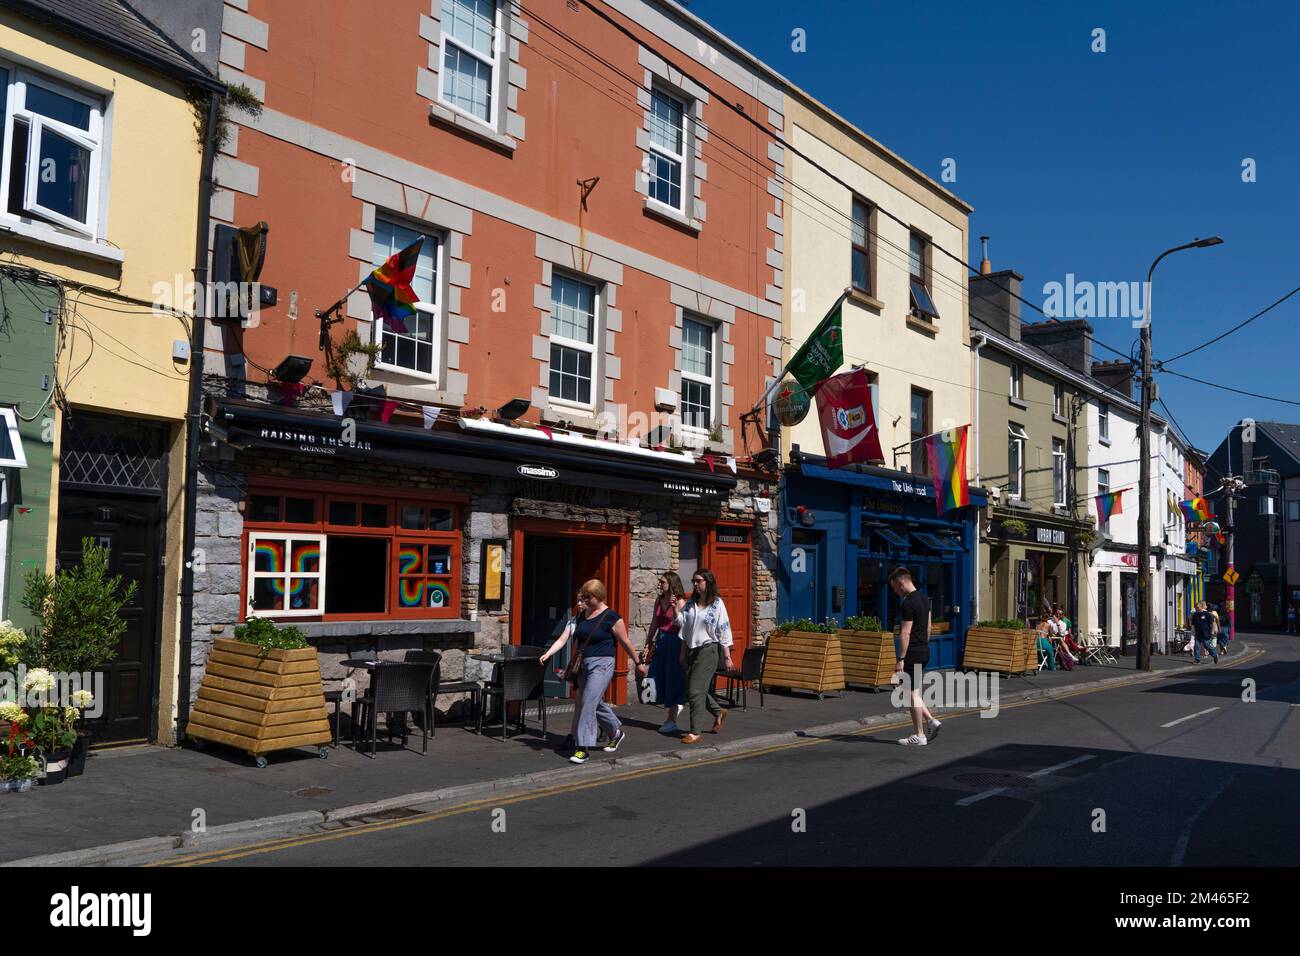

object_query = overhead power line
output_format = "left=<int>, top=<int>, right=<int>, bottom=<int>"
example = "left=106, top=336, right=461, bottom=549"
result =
left=1157, top=283, right=1300, bottom=366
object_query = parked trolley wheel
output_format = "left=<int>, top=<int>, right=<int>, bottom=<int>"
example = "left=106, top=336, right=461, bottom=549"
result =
left=318, top=747, right=329, bottom=759
left=253, top=755, right=269, bottom=769
left=191, top=738, right=206, bottom=751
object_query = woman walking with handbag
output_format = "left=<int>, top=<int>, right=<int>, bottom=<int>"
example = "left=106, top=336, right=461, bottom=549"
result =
left=539, top=579, right=639, bottom=764
left=640, top=572, right=688, bottom=734
left=678, top=568, right=733, bottom=744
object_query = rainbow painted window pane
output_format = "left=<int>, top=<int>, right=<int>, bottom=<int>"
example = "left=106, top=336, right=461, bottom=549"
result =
left=398, top=543, right=452, bottom=608
left=251, top=538, right=322, bottom=610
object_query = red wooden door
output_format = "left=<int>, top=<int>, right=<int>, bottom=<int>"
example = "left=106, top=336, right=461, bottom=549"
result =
left=713, top=536, right=752, bottom=665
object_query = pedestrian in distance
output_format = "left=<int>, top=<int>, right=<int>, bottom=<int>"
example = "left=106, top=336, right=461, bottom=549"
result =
left=1287, top=604, right=1297, bottom=635
left=539, top=579, right=640, bottom=764
left=1213, top=602, right=1229, bottom=655
left=640, top=571, right=688, bottom=734
left=1190, top=601, right=1219, bottom=664
left=890, top=566, right=941, bottom=746
left=677, top=568, right=732, bottom=744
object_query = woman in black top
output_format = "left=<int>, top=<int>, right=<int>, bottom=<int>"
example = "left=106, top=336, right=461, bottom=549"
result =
left=539, top=579, right=640, bottom=764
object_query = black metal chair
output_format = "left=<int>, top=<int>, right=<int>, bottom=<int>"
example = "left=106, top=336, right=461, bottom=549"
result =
left=718, top=646, right=767, bottom=710
left=323, top=686, right=344, bottom=748
left=478, top=655, right=547, bottom=740
left=403, top=650, right=444, bottom=736
left=352, top=662, right=437, bottom=757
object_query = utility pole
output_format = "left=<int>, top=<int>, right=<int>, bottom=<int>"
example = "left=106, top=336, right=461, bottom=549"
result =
left=1137, top=237, right=1223, bottom=671
left=1223, top=475, right=1243, bottom=641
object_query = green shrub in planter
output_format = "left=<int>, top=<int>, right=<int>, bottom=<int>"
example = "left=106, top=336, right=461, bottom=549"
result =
left=844, top=615, right=883, bottom=632
left=233, top=617, right=308, bottom=656
left=976, top=619, right=1025, bottom=629
left=773, top=618, right=838, bottom=635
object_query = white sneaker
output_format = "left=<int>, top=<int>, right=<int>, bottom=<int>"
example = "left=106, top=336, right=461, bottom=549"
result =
left=926, top=719, right=942, bottom=741
left=898, top=734, right=928, bottom=746
left=658, top=720, right=679, bottom=734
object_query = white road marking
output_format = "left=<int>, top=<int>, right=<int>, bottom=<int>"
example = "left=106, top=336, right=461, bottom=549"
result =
left=1028, top=754, right=1096, bottom=778
left=956, top=788, right=1007, bottom=806
left=1160, top=707, right=1221, bottom=728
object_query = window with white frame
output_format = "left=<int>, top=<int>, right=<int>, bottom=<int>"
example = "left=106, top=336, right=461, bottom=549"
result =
left=1098, top=401, right=1110, bottom=441
left=1053, top=381, right=1064, bottom=416
left=439, top=0, right=502, bottom=124
left=0, top=64, right=105, bottom=237
left=0, top=407, right=27, bottom=469
left=1008, top=423, right=1027, bottom=499
left=1009, top=362, right=1022, bottom=399
left=371, top=218, right=441, bottom=379
left=680, top=315, right=716, bottom=432
left=647, top=86, right=688, bottom=212
left=247, top=533, right=326, bottom=617
left=548, top=273, right=599, bottom=408
left=1053, top=438, right=1067, bottom=506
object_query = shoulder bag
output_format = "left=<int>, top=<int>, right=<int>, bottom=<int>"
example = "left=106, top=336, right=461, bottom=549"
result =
left=564, top=609, right=609, bottom=686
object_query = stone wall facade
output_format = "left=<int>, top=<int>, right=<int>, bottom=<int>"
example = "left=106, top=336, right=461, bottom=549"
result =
left=189, top=436, right=777, bottom=721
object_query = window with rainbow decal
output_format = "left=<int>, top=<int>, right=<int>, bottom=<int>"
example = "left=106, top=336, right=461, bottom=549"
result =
left=243, top=486, right=462, bottom=620
left=247, top=534, right=326, bottom=616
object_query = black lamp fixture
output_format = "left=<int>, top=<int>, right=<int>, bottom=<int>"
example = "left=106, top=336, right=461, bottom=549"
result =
left=497, top=398, right=531, bottom=422
left=271, top=354, right=313, bottom=384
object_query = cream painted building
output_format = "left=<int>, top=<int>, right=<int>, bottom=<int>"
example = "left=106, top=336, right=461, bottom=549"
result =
left=774, top=90, right=986, bottom=670
left=0, top=0, right=221, bottom=744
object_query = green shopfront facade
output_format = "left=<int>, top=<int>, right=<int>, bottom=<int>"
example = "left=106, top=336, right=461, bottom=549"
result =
left=778, top=462, right=987, bottom=669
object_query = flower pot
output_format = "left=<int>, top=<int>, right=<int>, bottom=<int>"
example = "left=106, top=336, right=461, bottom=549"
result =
left=66, top=734, right=89, bottom=778
left=39, top=749, right=71, bottom=786
left=1, top=778, right=35, bottom=793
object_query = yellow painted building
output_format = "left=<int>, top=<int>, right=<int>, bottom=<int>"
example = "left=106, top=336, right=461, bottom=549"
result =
left=0, top=0, right=221, bottom=743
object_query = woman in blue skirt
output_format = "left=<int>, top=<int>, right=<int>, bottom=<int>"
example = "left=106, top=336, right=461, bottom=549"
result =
left=639, top=572, right=688, bottom=733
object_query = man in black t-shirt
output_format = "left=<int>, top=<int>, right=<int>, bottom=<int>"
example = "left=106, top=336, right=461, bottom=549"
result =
left=889, top=567, right=941, bottom=745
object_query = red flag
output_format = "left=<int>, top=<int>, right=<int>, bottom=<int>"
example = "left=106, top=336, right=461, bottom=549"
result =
left=703, top=453, right=715, bottom=473
left=814, top=368, right=884, bottom=468
left=537, top=426, right=553, bottom=440
left=379, top=400, right=397, bottom=423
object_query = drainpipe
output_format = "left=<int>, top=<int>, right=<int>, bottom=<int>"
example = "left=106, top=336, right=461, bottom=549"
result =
left=971, top=332, right=986, bottom=621
left=177, top=90, right=222, bottom=743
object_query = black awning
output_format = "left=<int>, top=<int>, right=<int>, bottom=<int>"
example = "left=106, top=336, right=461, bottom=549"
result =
left=209, top=398, right=738, bottom=502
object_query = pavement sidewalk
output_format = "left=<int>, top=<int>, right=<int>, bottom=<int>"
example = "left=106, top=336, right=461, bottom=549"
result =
left=0, top=641, right=1257, bottom=865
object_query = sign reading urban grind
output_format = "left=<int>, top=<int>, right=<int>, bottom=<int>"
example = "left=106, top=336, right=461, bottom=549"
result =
left=1034, top=526, right=1068, bottom=546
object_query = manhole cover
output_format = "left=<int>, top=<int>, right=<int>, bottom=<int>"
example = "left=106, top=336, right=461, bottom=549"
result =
left=952, top=772, right=1036, bottom=790
left=294, top=786, right=333, bottom=798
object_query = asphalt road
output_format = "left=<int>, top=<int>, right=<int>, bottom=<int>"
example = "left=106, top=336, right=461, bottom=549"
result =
left=159, top=637, right=1300, bottom=867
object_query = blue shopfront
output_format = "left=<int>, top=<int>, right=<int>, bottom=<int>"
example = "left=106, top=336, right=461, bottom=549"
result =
left=778, top=463, right=986, bottom=670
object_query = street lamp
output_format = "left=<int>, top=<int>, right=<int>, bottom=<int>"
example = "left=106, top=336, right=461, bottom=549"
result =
left=1137, top=236, right=1223, bottom=670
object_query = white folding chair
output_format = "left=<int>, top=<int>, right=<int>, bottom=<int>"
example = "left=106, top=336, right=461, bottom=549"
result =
left=1087, top=630, right=1117, bottom=665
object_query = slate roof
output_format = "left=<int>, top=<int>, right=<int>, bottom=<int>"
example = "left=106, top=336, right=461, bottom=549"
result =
left=1258, top=422, right=1300, bottom=470
left=1, top=0, right=221, bottom=88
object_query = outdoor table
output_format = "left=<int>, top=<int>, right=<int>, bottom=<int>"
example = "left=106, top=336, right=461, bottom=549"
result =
left=470, top=649, right=542, bottom=730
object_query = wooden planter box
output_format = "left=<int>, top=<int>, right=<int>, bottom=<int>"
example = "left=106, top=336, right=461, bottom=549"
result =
left=187, top=639, right=332, bottom=765
left=962, top=626, right=1033, bottom=675
left=762, top=630, right=845, bottom=697
left=836, top=629, right=896, bottom=690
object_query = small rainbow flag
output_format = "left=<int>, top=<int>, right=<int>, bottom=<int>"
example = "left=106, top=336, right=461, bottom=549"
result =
left=365, top=236, right=423, bottom=333
left=925, top=425, right=969, bottom=515
left=1178, top=497, right=1214, bottom=523
left=1096, top=489, right=1124, bottom=525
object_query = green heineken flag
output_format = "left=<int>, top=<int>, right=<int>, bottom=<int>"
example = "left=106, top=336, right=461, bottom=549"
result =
left=786, top=295, right=845, bottom=392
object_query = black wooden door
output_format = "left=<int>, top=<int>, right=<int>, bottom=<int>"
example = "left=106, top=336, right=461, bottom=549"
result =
left=56, top=494, right=161, bottom=742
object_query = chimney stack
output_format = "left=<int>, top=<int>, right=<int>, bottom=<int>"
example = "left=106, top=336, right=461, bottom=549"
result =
left=1090, top=359, right=1135, bottom=402
left=979, top=236, right=991, bottom=275
left=969, top=268, right=1023, bottom=341
left=1020, top=319, right=1094, bottom=375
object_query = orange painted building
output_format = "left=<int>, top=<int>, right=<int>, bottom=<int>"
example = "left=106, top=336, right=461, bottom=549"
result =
left=184, top=0, right=789, bottom=729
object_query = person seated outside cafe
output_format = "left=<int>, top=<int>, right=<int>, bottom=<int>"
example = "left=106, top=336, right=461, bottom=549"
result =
left=1035, top=620, right=1056, bottom=671
left=1050, top=606, right=1081, bottom=666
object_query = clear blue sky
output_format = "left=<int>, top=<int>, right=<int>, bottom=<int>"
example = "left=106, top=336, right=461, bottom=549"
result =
left=691, top=0, right=1300, bottom=453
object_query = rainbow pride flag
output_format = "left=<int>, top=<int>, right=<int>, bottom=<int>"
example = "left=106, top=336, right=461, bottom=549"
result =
left=1096, top=489, right=1124, bottom=525
left=365, top=236, right=423, bottom=333
left=925, top=425, right=969, bottom=515
left=1178, top=497, right=1214, bottom=523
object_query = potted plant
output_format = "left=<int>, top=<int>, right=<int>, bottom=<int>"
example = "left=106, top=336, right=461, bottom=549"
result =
left=765, top=619, right=845, bottom=697
left=188, top=616, right=331, bottom=767
left=838, top=616, right=895, bottom=690
left=964, top=619, right=1032, bottom=673
left=0, top=753, right=39, bottom=793
left=29, top=704, right=77, bottom=786
left=0, top=708, right=37, bottom=794
left=1001, top=518, right=1029, bottom=539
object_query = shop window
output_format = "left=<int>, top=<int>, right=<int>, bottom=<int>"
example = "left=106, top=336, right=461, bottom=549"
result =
left=244, top=487, right=461, bottom=620
left=679, top=530, right=702, bottom=585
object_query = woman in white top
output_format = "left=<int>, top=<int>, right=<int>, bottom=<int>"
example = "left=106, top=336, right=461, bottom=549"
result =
left=676, top=568, right=733, bottom=744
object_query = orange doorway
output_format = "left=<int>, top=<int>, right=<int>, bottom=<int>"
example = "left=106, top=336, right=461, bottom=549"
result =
left=681, top=520, right=753, bottom=688
left=511, top=518, right=632, bottom=704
